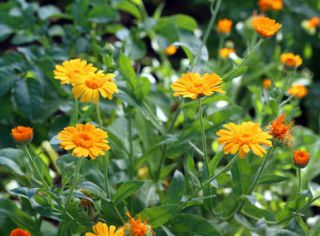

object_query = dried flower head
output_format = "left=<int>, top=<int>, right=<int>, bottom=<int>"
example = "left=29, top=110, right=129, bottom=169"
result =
left=280, top=53, right=303, bottom=68
left=268, top=114, right=294, bottom=145
left=11, top=126, right=33, bottom=145
left=252, top=16, right=282, bottom=38
left=217, top=19, right=233, bottom=34
left=293, top=150, right=310, bottom=168
left=288, top=84, right=308, bottom=98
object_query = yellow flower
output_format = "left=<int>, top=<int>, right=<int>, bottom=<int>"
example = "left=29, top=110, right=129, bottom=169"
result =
left=11, top=126, right=33, bottom=145
left=72, top=70, right=119, bottom=104
left=57, top=123, right=110, bottom=159
left=288, top=84, right=308, bottom=98
left=217, top=19, right=233, bottom=34
left=219, top=48, right=235, bottom=59
left=216, top=122, right=272, bottom=158
left=124, top=212, right=152, bottom=236
left=258, top=0, right=283, bottom=11
left=54, top=59, right=97, bottom=85
left=293, top=150, right=310, bottom=168
left=171, top=72, right=224, bottom=99
left=164, top=45, right=178, bottom=56
left=252, top=16, right=282, bottom=38
left=280, top=53, right=303, bottom=68
left=85, top=222, right=124, bottom=236
left=263, top=79, right=272, bottom=89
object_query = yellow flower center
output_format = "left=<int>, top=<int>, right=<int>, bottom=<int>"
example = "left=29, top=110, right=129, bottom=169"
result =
left=85, top=78, right=102, bottom=89
left=238, top=134, right=252, bottom=144
left=73, top=132, right=94, bottom=148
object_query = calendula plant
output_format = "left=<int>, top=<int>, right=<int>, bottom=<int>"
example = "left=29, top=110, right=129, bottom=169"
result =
left=1, top=0, right=320, bottom=235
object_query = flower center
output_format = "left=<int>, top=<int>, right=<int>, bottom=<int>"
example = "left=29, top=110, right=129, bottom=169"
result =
left=73, top=132, right=94, bottom=148
left=238, top=133, right=253, bottom=144
left=85, top=78, right=102, bottom=89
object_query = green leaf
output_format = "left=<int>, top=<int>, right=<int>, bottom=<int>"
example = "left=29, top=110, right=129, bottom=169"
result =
left=112, top=180, right=144, bottom=204
left=116, top=0, right=142, bottom=19
left=164, top=170, right=184, bottom=204
left=139, top=204, right=178, bottom=228
left=9, top=187, right=39, bottom=199
left=37, top=5, right=62, bottom=20
left=169, top=14, right=198, bottom=31
left=118, top=53, right=137, bottom=91
left=77, top=181, right=109, bottom=201
left=258, top=174, right=289, bottom=185
left=170, top=213, right=221, bottom=236
left=0, top=24, right=12, bottom=42
left=0, top=156, right=24, bottom=175
left=88, top=4, right=119, bottom=23
left=242, top=203, right=276, bottom=222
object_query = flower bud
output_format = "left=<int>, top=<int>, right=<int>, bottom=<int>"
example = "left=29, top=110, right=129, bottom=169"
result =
left=11, top=126, right=33, bottom=145
left=293, top=150, right=310, bottom=168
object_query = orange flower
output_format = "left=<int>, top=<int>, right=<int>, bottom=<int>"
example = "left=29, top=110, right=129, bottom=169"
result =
left=164, top=45, right=177, bottom=56
left=11, top=126, right=33, bottom=145
left=219, top=48, right=235, bottom=59
left=10, top=228, right=31, bottom=236
left=217, top=19, right=233, bottom=34
left=280, top=53, right=303, bottom=68
left=308, top=17, right=320, bottom=28
left=268, top=114, right=293, bottom=145
left=216, top=122, right=272, bottom=158
left=252, top=16, right=282, bottom=38
left=124, top=212, right=152, bottom=236
left=288, top=84, right=308, bottom=98
left=263, top=79, right=272, bottom=89
left=171, top=72, right=224, bottom=99
left=293, top=150, right=310, bottom=168
left=258, top=0, right=283, bottom=11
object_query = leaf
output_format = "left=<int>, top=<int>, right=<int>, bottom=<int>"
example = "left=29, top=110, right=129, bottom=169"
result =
left=170, top=213, right=221, bottom=236
left=164, top=170, right=184, bottom=204
left=116, top=0, right=142, bottom=19
left=77, top=181, right=109, bottom=201
left=112, top=180, right=144, bottom=204
left=0, top=24, right=12, bottom=42
left=169, top=14, right=198, bottom=31
left=37, top=5, right=62, bottom=20
left=139, top=204, right=178, bottom=228
left=242, top=203, right=276, bottom=222
left=0, top=156, right=24, bottom=175
left=258, top=174, right=289, bottom=185
left=88, top=4, right=119, bottom=23
left=118, top=53, right=136, bottom=91
left=9, top=187, right=39, bottom=199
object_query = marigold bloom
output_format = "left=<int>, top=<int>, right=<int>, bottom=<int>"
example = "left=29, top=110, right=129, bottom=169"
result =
left=216, top=122, right=272, bottom=158
left=54, top=59, right=97, bottom=85
left=252, top=16, right=282, bottom=38
left=217, top=19, right=233, bottom=34
left=171, top=72, right=224, bottom=99
left=85, top=222, right=124, bottom=236
left=125, top=212, right=152, bottom=236
left=11, top=126, right=33, bottom=145
left=72, top=71, right=119, bottom=104
left=288, top=84, right=308, bottom=98
left=219, top=48, right=235, bottom=59
left=268, top=114, right=293, bottom=145
left=258, top=0, right=283, bottom=11
left=10, top=228, right=31, bottom=236
left=263, top=79, right=272, bottom=89
left=293, top=150, right=310, bottom=168
left=280, top=53, right=303, bottom=68
left=164, top=45, right=177, bottom=56
left=308, top=17, right=320, bottom=28
left=57, top=123, right=110, bottom=159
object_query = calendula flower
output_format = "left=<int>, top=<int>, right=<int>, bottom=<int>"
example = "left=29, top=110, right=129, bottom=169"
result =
left=72, top=71, right=119, bottom=104
left=280, top=53, right=303, bottom=68
left=288, top=84, right=308, bottom=98
left=57, top=123, right=110, bottom=159
left=10, top=228, right=31, bottom=236
left=219, top=48, right=235, bottom=59
left=293, top=150, right=310, bottom=168
left=54, top=59, right=97, bottom=85
left=308, top=17, right=320, bottom=28
left=252, top=16, right=282, bottom=38
left=11, top=126, right=33, bottom=145
left=258, top=0, right=283, bottom=11
left=263, top=79, right=272, bottom=89
left=85, top=222, right=124, bottom=236
left=216, top=122, right=272, bottom=158
left=171, top=72, right=224, bottom=99
left=124, top=212, right=152, bottom=236
left=268, top=114, right=294, bottom=145
left=164, top=45, right=177, bottom=56
left=217, top=19, right=233, bottom=34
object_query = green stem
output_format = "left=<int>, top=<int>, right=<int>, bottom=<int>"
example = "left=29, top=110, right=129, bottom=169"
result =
left=198, top=98, right=209, bottom=178
left=298, top=168, right=302, bottom=193
left=64, top=157, right=83, bottom=215
left=128, top=110, right=134, bottom=179
left=96, top=103, right=103, bottom=128
left=71, top=97, right=79, bottom=125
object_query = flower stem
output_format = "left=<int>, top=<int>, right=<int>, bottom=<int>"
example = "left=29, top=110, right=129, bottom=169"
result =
left=128, top=109, right=134, bottom=179
left=298, top=168, right=302, bottom=193
left=198, top=98, right=209, bottom=178
left=96, top=103, right=103, bottom=128
left=71, top=97, right=79, bottom=125
left=64, top=157, right=83, bottom=215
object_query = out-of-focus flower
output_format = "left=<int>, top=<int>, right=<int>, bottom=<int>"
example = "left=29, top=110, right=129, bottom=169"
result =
left=10, top=228, right=31, bottom=236
left=171, top=72, right=224, bottom=99
left=72, top=71, right=118, bottom=104
left=11, top=126, right=33, bottom=145
left=216, top=122, right=272, bottom=159
left=302, top=17, right=320, bottom=35
left=258, top=0, right=283, bottom=11
left=252, top=16, right=282, bottom=38
left=263, top=79, right=272, bottom=89
left=268, top=114, right=294, bottom=145
left=57, top=123, right=110, bottom=159
left=219, top=48, right=235, bottom=59
left=293, top=150, right=310, bottom=168
left=54, top=59, right=97, bottom=85
left=124, top=212, right=152, bottom=236
left=217, top=19, right=233, bottom=34
left=280, top=53, right=303, bottom=68
left=85, top=222, right=124, bottom=236
left=164, top=45, right=177, bottom=56
left=288, top=84, right=308, bottom=98
left=137, top=166, right=149, bottom=179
